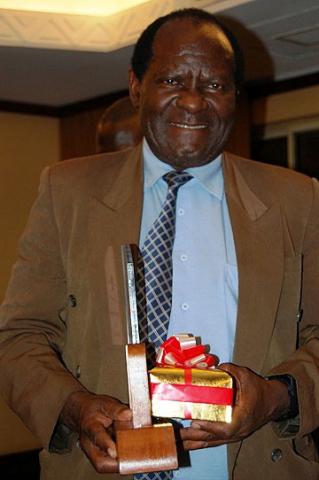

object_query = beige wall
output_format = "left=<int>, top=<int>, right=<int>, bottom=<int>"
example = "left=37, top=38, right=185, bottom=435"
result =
left=0, top=112, right=60, bottom=454
left=252, top=85, right=319, bottom=126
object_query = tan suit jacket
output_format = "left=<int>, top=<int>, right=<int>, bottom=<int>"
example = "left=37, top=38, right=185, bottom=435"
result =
left=1, top=145, right=319, bottom=479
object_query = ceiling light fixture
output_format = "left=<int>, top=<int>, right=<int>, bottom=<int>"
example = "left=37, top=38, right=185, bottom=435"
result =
left=0, top=0, right=149, bottom=16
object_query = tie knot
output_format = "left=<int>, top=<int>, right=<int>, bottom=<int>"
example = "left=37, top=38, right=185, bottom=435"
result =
left=163, top=171, right=193, bottom=190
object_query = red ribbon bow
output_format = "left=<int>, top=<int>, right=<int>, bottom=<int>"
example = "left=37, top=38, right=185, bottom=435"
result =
left=156, top=334, right=218, bottom=369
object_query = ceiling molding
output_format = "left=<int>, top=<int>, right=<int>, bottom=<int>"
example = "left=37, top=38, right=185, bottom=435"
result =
left=0, top=1, right=174, bottom=51
left=0, top=0, right=251, bottom=51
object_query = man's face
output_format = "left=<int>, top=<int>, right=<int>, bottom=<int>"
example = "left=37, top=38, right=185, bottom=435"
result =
left=129, top=19, right=237, bottom=170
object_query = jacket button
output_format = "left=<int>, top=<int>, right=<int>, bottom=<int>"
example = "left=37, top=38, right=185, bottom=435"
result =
left=76, top=365, right=81, bottom=378
left=68, top=294, right=77, bottom=307
left=271, top=448, right=283, bottom=462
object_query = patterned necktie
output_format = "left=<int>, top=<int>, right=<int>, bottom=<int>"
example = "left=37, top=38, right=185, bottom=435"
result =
left=134, top=171, right=192, bottom=480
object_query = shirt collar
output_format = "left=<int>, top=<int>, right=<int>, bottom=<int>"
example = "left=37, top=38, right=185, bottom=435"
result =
left=142, top=138, right=224, bottom=200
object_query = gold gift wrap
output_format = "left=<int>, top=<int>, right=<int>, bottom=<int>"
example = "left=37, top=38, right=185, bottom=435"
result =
left=149, top=367, right=233, bottom=422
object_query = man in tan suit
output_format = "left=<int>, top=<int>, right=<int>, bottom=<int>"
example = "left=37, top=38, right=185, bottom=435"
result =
left=1, top=8, right=319, bottom=480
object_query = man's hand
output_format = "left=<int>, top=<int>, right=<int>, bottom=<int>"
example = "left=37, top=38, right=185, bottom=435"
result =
left=179, top=363, right=290, bottom=450
left=61, top=391, right=132, bottom=473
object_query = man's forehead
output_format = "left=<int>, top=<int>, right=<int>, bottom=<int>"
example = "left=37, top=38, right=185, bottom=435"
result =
left=153, top=18, right=233, bottom=56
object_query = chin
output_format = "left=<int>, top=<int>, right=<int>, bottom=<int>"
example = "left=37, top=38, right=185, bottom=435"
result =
left=172, top=148, right=215, bottom=169
left=166, top=155, right=209, bottom=170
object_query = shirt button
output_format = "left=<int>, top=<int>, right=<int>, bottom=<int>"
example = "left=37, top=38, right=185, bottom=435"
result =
left=181, top=303, right=189, bottom=311
left=178, top=208, right=185, bottom=216
left=271, top=448, right=283, bottom=462
left=180, top=254, right=188, bottom=261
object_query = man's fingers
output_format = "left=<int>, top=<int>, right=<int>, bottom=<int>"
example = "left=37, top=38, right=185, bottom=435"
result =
left=80, top=433, right=118, bottom=473
left=100, top=397, right=132, bottom=422
left=65, top=394, right=133, bottom=473
left=84, top=420, right=117, bottom=457
left=218, top=362, right=236, bottom=374
left=182, top=439, right=209, bottom=450
left=181, top=423, right=238, bottom=450
left=115, top=406, right=133, bottom=421
left=191, top=420, right=233, bottom=434
left=182, top=438, right=224, bottom=450
left=179, top=425, right=214, bottom=442
left=180, top=420, right=238, bottom=447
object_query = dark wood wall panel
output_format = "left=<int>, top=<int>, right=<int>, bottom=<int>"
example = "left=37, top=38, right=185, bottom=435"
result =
left=60, top=107, right=105, bottom=160
left=226, top=91, right=251, bottom=158
left=59, top=90, right=128, bottom=160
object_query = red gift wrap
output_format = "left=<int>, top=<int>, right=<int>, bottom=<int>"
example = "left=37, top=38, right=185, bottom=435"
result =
left=149, top=335, right=233, bottom=422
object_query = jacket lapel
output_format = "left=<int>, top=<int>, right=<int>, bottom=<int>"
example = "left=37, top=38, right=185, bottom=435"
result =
left=87, top=145, right=144, bottom=346
left=223, top=153, right=285, bottom=373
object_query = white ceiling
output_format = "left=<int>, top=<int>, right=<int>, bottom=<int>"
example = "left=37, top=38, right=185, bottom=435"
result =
left=0, top=0, right=150, bottom=16
left=0, top=0, right=318, bottom=108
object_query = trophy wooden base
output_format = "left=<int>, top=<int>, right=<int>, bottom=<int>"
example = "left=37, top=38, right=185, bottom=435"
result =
left=117, top=423, right=177, bottom=475
left=116, top=343, right=178, bottom=475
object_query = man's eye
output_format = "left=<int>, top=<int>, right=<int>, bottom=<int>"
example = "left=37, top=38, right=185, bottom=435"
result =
left=207, top=82, right=223, bottom=91
left=163, top=78, right=179, bottom=86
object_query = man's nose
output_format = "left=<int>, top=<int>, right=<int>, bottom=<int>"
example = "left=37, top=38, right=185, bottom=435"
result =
left=176, top=87, right=208, bottom=113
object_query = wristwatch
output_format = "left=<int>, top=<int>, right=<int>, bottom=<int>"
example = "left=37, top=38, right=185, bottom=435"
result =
left=265, top=374, right=299, bottom=421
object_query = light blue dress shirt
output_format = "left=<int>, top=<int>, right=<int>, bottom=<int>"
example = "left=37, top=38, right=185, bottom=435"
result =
left=139, top=139, right=238, bottom=480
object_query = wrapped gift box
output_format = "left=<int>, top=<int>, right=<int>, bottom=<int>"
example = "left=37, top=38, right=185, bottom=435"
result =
left=149, top=366, right=233, bottom=422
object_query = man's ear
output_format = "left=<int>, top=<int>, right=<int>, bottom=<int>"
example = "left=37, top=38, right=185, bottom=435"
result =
left=128, top=68, right=142, bottom=109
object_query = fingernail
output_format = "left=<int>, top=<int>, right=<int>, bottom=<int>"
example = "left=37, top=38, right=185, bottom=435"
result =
left=107, top=447, right=117, bottom=459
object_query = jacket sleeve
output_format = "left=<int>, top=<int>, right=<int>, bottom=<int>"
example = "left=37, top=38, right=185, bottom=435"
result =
left=0, top=166, right=86, bottom=450
left=270, top=177, right=319, bottom=438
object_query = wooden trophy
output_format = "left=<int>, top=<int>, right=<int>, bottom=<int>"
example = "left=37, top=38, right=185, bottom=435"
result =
left=116, top=245, right=178, bottom=475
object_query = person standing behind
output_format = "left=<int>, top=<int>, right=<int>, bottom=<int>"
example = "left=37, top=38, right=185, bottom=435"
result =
left=96, top=96, right=142, bottom=153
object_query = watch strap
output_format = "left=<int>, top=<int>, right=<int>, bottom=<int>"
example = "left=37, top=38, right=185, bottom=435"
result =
left=265, top=374, right=299, bottom=421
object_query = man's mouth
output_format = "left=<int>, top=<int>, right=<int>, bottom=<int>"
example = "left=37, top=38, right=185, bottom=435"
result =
left=169, top=122, right=207, bottom=130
